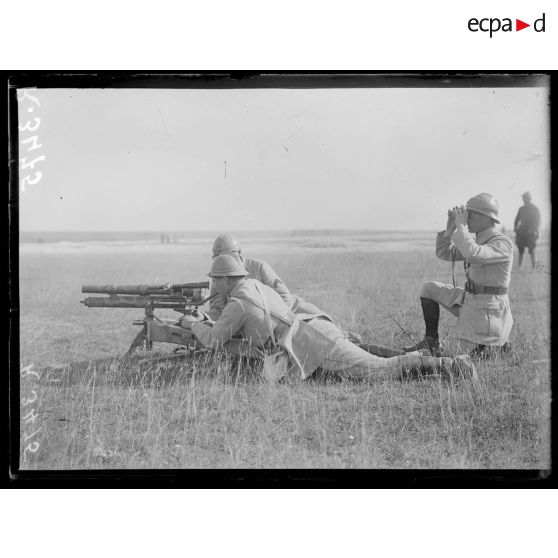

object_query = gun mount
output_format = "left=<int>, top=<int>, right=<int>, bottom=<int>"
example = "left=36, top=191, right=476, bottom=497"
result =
left=81, top=281, right=216, bottom=358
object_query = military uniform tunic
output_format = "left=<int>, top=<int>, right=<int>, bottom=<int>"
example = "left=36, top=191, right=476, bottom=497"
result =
left=422, top=224, right=513, bottom=346
left=192, top=278, right=402, bottom=380
left=194, top=278, right=291, bottom=349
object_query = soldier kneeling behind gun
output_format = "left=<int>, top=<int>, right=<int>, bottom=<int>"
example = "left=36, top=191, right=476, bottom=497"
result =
left=180, top=254, right=477, bottom=383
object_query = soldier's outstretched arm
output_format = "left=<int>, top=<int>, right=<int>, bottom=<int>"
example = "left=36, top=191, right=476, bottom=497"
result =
left=191, top=299, right=246, bottom=348
left=452, top=225, right=512, bottom=263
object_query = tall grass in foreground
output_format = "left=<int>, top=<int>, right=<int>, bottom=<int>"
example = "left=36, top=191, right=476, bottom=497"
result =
left=19, top=244, right=550, bottom=469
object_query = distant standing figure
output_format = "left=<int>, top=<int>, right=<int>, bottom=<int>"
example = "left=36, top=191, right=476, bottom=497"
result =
left=514, top=191, right=541, bottom=270
left=403, top=193, right=513, bottom=359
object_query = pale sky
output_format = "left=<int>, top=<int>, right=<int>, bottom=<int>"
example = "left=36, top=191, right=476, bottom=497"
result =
left=18, top=83, right=550, bottom=232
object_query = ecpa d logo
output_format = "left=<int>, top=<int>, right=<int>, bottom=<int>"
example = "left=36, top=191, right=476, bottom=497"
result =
left=468, top=12, right=545, bottom=37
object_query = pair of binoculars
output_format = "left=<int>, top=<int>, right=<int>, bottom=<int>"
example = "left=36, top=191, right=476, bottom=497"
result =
left=448, top=205, right=466, bottom=218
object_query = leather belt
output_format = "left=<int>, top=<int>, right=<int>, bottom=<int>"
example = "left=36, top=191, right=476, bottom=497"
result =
left=465, top=282, right=508, bottom=295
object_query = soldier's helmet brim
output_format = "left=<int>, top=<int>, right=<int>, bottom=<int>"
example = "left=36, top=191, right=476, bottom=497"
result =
left=207, top=270, right=249, bottom=278
left=467, top=208, right=500, bottom=223
left=208, top=253, right=250, bottom=277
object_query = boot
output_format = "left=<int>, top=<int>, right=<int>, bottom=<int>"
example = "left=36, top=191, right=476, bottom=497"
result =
left=447, top=355, right=478, bottom=382
left=402, top=298, right=442, bottom=356
left=435, top=355, right=478, bottom=382
left=398, top=354, right=477, bottom=381
left=470, top=342, right=512, bottom=361
left=397, top=354, right=442, bottom=378
left=403, top=335, right=443, bottom=357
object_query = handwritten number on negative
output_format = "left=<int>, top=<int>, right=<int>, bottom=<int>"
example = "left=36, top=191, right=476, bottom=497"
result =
left=21, top=172, right=43, bottom=191
left=21, top=390, right=37, bottom=405
left=19, top=118, right=41, bottom=133
left=23, top=408, right=39, bottom=425
left=24, top=426, right=43, bottom=441
left=23, top=442, right=40, bottom=461
left=21, top=364, right=39, bottom=379
left=17, top=89, right=41, bottom=106
left=20, top=155, right=46, bottom=170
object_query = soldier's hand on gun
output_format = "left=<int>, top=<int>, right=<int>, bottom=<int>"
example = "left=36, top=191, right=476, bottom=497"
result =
left=179, top=312, right=209, bottom=329
left=196, top=311, right=214, bottom=325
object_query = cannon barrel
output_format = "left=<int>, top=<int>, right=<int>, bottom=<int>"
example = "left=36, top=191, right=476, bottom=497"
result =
left=81, top=295, right=190, bottom=310
left=81, top=282, right=209, bottom=296
left=81, top=290, right=218, bottom=311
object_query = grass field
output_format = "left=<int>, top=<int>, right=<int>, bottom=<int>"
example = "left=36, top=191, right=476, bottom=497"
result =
left=17, top=233, right=551, bottom=469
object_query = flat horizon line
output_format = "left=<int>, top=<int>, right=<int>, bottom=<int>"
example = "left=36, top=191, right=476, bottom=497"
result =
left=19, top=228, right=449, bottom=234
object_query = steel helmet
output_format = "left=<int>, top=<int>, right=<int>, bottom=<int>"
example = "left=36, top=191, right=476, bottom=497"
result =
left=212, top=232, right=240, bottom=257
left=465, top=193, right=500, bottom=223
left=208, top=253, right=249, bottom=277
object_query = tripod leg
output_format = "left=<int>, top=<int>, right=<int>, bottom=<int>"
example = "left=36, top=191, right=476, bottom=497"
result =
left=124, top=330, right=146, bottom=359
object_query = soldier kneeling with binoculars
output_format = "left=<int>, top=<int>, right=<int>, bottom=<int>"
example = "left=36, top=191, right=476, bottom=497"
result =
left=404, top=193, right=513, bottom=360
